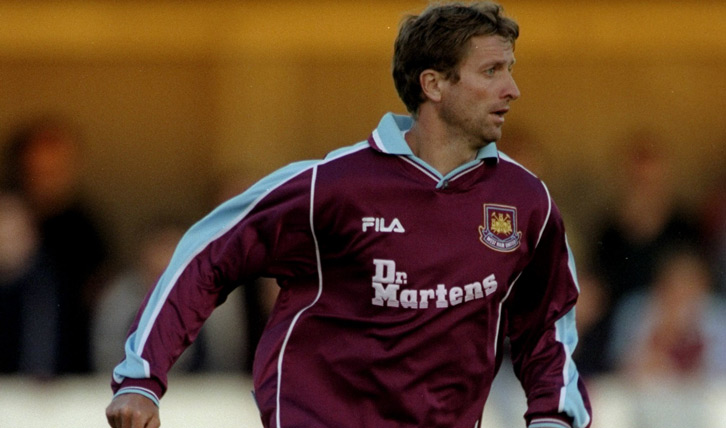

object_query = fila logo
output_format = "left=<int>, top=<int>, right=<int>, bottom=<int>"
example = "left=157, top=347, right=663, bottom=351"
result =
left=362, top=217, right=405, bottom=233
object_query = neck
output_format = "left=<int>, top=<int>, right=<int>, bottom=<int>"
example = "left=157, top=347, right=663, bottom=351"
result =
left=405, top=111, right=480, bottom=176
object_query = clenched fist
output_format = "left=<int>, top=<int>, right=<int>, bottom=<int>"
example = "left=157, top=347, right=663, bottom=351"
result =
left=106, top=394, right=160, bottom=428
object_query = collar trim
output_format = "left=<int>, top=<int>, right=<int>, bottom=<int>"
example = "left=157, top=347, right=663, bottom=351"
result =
left=369, top=113, right=500, bottom=162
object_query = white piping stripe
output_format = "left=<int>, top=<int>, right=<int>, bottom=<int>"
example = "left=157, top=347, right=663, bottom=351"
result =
left=534, top=182, right=552, bottom=248
left=499, top=151, right=538, bottom=179
left=493, top=177, right=551, bottom=357
left=271, top=143, right=369, bottom=426
left=494, top=178, right=552, bottom=362
left=448, top=162, right=483, bottom=182
left=399, top=156, right=440, bottom=182
left=493, top=270, right=523, bottom=356
left=371, top=129, right=389, bottom=153
left=275, top=166, right=325, bottom=428
left=498, top=152, right=551, bottom=248
left=565, top=235, right=581, bottom=294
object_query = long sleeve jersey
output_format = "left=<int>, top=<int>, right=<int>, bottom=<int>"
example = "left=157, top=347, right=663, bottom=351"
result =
left=112, top=113, right=592, bottom=428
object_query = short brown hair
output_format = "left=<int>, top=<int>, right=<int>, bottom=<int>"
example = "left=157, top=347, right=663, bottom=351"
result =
left=392, top=2, right=519, bottom=117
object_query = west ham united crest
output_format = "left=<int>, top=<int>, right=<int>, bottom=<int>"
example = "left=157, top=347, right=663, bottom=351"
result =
left=479, top=204, right=522, bottom=252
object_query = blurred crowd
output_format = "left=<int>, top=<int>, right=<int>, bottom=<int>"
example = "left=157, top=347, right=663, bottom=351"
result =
left=1, top=115, right=725, bottom=393
left=572, top=131, right=726, bottom=382
left=0, top=116, right=276, bottom=377
left=500, top=126, right=726, bottom=385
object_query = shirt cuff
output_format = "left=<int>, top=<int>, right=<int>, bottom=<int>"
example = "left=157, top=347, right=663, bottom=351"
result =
left=112, top=376, right=165, bottom=407
left=528, top=417, right=572, bottom=428
left=114, top=386, right=161, bottom=407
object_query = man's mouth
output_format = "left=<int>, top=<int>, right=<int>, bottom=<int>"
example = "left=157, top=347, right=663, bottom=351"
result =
left=491, top=107, right=509, bottom=116
left=491, top=107, right=509, bottom=123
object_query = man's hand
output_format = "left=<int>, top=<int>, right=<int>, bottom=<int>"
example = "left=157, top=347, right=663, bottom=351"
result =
left=106, top=393, right=160, bottom=428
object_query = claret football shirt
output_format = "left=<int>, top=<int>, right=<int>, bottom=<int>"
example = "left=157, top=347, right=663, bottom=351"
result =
left=112, top=113, right=592, bottom=428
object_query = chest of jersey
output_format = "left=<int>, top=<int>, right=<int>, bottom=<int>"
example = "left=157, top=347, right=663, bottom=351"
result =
left=310, top=152, right=543, bottom=321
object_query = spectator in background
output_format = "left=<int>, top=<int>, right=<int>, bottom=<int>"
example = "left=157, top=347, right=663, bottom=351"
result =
left=93, top=218, right=211, bottom=373
left=2, top=116, right=110, bottom=374
left=580, top=130, right=701, bottom=374
left=609, top=245, right=726, bottom=378
left=0, top=191, right=61, bottom=376
left=94, top=190, right=276, bottom=376
left=700, top=141, right=726, bottom=295
left=570, top=267, right=609, bottom=378
left=608, top=245, right=726, bottom=428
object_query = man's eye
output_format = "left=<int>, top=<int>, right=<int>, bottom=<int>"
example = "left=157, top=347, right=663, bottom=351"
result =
left=485, top=68, right=496, bottom=76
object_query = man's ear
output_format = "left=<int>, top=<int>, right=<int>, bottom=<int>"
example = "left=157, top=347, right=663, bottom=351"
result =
left=419, top=69, right=445, bottom=103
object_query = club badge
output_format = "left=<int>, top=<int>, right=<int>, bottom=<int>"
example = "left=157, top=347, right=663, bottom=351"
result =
left=479, top=204, right=522, bottom=252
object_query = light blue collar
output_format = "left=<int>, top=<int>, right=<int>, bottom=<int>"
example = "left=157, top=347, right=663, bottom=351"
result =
left=370, top=112, right=499, bottom=183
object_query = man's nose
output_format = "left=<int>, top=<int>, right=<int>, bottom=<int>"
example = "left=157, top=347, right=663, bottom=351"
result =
left=503, top=72, right=520, bottom=100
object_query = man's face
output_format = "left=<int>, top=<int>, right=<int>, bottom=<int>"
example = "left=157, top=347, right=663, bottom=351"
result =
left=438, top=35, right=520, bottom=147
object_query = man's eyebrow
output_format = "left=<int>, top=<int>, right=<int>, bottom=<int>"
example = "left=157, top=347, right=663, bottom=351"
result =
left=480, top=58, right=516, bottom=69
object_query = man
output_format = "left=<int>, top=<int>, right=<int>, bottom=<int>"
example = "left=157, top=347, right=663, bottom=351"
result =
left=106, top=2, right=592, bottom=427
left=4, top=117, right=109, bottom=375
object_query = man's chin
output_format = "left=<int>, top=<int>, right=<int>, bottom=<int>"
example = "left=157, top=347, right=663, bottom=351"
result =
left=483, top=129, right=502, bottom=143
